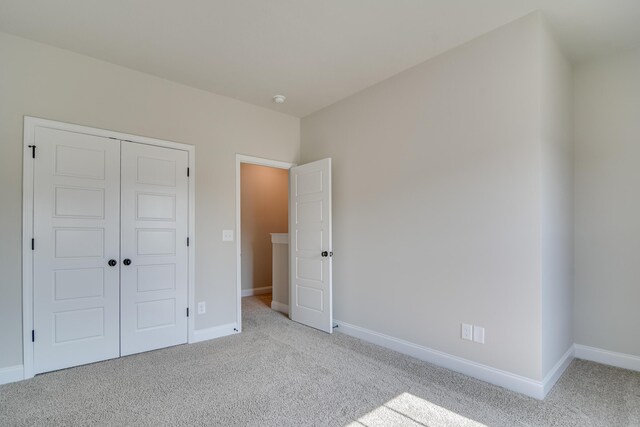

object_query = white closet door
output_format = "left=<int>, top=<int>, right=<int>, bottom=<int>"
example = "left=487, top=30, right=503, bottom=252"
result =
left=120, top=142, right=189, bottom=356
left=33, top=127, right=121, bottom=374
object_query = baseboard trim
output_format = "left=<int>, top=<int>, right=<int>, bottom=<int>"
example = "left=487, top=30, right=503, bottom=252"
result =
left=189, top=323, right=239, bottom=344
left=271, top=301, right=289, bottom=315
left=575, top=344, right=640, bottom=372
left=241, top=286, right=272, bottom=297
left=335, top=320, right=551, bottom=399
left=0, top=365, right=24, bottom=385
left=542, top=345, right=575, bottom=396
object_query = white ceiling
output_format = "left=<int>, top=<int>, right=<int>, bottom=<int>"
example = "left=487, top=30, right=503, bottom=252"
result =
left=1, top=1, right=639, bottom=117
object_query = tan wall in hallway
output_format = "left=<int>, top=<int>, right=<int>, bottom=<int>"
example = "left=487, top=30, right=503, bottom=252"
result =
left=240, top=164, right=289, bottom=292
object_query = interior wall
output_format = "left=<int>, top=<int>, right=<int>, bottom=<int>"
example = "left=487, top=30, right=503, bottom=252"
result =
left=0, top=32, right=300, bottom=370
left=539, top=22, right=574, bottom=377
left=240, top=163, right=289, bottom=292
left=574, top=46, right=640, bottom=357
left=302, top=14, right=546, bottom=380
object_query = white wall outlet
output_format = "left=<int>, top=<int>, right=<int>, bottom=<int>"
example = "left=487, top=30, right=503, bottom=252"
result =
left=461, top=323, right=473, bottom=341
left=222, top=229, right=234, bottom=241
left=197, top=301, right=206, bottom=314
left=473, top=326, right=485, bottom=344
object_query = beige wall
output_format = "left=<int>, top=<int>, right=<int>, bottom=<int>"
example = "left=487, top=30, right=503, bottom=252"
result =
left=0, top=32, right=299, bottom=369
left=540, top=21, right=574, bottom=377
left=301, top=14, right=569, bottom=381
left=240, top=164, right=288, bottom=291
left=574, top=46, right=640, bottom=357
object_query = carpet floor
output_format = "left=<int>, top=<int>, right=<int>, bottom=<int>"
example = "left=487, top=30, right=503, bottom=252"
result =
left=1, top=296, right=639, bottom=426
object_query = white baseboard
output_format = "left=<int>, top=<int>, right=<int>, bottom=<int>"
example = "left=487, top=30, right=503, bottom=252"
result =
left=241, top=286, right=272, bottom=297
left=575, top=344, right=640, bottom=372
left=0, top=365, right=24, bottom=385
left=335, top=320, right=557, bottom=400
left=271, top=300, right=289, bottom=315
left=189, top=323, right=239, bottom=344
left=542, top=345, right=575, bottom=396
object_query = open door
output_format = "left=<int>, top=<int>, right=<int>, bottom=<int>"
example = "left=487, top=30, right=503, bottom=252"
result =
left=289, top=158, right=332, bottom=333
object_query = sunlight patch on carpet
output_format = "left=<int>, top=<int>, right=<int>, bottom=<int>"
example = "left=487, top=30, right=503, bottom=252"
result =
left=347, top=392, right=487, bottom=427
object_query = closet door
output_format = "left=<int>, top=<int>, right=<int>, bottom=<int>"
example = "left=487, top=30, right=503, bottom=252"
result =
left=33, top=127, right=121, bottom=374
left=120, top=142, right=189, bottom=356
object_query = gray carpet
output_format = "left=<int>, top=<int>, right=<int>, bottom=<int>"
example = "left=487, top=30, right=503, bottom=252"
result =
left=1, top=296, right=639, bottom=426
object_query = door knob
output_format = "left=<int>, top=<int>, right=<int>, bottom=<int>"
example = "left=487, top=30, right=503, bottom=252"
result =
left=108, top=259, right=117, bottom=267
left=321, top=251, right=333, bottom=257
left=123, top=258, right=132, bottom=266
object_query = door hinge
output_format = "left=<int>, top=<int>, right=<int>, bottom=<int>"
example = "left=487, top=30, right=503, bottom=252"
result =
left=28, top=145, right=36, bottom=158
left=187, top=167, right=190, bottom=177
left=31, top=238, right=35, bottom=250
left=186, top=307, right=189, bottom=317
left=187, top=237, right=190, bottom=247
left=32, top=330, right=35, bottom=342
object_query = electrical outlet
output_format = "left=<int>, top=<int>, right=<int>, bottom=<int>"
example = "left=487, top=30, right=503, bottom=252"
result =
left=197, top=301, right=206, bottom=314
left=473, top=326, right=485, bottom=344
left=461, top=323, right=473, bottom=341
left=222, top=230, right=234, bottom=241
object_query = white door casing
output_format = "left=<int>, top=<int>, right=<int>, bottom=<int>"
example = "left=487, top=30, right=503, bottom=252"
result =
left=33, top=127, right=121, bottom=374
left=120, top=142, right=189, bottom=356
left=289, top=158, right=333, bottom=333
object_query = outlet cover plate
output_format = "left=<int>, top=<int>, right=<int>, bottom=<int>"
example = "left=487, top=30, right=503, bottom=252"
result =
left=197, top=301, right=206, bottom=314
left=461, top=323, right=473, bottom=341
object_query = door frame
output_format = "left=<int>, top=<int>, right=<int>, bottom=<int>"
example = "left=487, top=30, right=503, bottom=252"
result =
left=22, top=116, right=196, bottom=379
left=235, top=154, right=296, bottom=331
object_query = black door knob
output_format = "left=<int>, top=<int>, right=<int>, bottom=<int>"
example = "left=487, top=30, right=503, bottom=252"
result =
left=123, top=259, right=132, bottom=266
left=108, top=259, right=117, bottom=267
left=321, top=251, right=328, bottom=257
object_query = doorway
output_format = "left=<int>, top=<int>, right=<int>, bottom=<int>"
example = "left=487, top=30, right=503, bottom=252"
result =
left=235, top=155, right=294, bottom=329
left=235, top=155, right=334, bottom=334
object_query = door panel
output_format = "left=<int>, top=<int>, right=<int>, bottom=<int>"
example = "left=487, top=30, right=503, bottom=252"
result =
left=120, top=142, right=189, bottom=356
left=33, top=127, right=120, bottom=374
left=289, top=158, right=333, bottom=333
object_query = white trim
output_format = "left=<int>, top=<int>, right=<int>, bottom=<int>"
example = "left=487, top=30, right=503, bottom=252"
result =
left=271, top=301, right=289, bottom=315
left=336, top=319, right=553, bottom=400
left=542, top=345, right=575, bottom=397
left=23, top=117, right=196, bottom=151
left=241, top=286, right=272, bottom=297
left=22, top=116, right=196, bottom=378
left=22, top=119, right=35, bottom=380
left=575, top=344, right=640, bottom=372
left=236, top=154, right=296, bottom=170
left=0, top=365, right=24, bottom=385
left=270, top=233, right=288, bottom=244
left=189, top=323, right=239, bottom=343
left=235, top=154, right=296, bottom=332
left=187, top=146, right=196, bottom=346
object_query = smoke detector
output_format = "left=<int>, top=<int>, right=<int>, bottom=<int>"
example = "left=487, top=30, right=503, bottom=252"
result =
left=272, top=95, right=286, bottom=104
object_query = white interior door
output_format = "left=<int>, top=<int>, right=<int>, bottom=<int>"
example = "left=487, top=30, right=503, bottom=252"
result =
left=289, top=158, right=333, bottom=333
left=33, top=127, right=121, bottom=374
left=120, top=142, right=189, bottom=356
